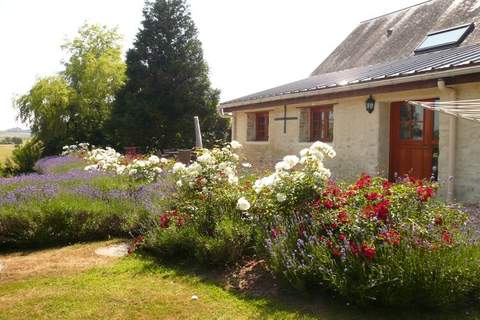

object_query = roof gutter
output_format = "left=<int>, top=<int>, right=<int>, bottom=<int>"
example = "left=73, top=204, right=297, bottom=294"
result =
left=219, top=65, right=480, bottom=111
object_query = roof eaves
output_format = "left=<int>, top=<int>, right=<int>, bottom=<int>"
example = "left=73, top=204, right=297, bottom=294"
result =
left=219, top=64, right=480, bottom=111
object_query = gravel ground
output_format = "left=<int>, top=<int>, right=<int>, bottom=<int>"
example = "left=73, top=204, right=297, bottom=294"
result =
left=94, top=243, right=129, bottom=257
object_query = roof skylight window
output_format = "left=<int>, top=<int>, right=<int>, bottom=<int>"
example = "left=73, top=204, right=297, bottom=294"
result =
left=415, top=23, right=474, bottom=53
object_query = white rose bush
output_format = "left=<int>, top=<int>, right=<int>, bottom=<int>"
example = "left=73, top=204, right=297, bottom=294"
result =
left=62, top=143, right=171, bottom=183
left=252, top=141, right=336, bottom=219
left=143, top=141, right=256, bottom=265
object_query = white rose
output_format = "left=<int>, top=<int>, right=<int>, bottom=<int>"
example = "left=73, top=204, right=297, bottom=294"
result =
left=236, top=197, right=251, bottom=211
left=172, top=162, right=186, bottom=173
left=310, top=141, right=336, bottom=158
left=197, top=152, right=215, bottom=164
left=283, top=155, right=299, bottom=169
left=228, top=175, right=239, bottom=184
left=148, top=155, right=160, bottom=164
left=230, top=140, right=242, bottom=149
left=276, top=193, right=287, bottom=202
left=116, top=165, right=126, bottom=175
left=299, top=148, right=309, bottom=157
left=176, top=180, right=183, bottom=187
left=275, top=161, right=289, bottom=171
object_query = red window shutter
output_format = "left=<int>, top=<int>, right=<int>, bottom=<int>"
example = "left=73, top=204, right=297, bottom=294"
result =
left=310, top=106, right=333, bottom=142
left=255, top=112, right=269, bottom=141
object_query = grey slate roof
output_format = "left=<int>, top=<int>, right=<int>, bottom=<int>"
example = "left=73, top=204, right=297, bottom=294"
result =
left=222, top=43, right=480, bottom=105
left=221, top=0, right=480, bottom=107
left=312, top=0, right=480, bottom=74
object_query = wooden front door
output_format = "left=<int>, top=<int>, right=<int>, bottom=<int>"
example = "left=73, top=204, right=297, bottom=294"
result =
left=389, top=100, right=439, bottom=181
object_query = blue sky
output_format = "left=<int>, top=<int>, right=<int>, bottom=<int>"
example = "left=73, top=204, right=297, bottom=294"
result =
left=0, top=0, right=422, bottom=130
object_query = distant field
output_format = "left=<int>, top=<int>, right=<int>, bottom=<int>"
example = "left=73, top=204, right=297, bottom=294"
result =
left=0, top=144, right=15, bottom=162
left=0, top=131, right=31, bottom=139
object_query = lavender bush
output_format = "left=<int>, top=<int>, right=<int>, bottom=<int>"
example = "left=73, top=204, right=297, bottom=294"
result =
left=0, top=156, right=174, bottom=248
left=34, top=156, right=85, bottom=174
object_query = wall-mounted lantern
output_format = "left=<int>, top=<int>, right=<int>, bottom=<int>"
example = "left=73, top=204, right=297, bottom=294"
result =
left=365, top=95, right=375, bottom=114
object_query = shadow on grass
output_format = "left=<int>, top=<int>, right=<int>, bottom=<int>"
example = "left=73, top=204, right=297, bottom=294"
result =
left=130, top=251, right=480, bottom=320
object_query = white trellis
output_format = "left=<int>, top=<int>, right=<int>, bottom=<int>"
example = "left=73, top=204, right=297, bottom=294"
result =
left=407, top=99, right=480, bottom=123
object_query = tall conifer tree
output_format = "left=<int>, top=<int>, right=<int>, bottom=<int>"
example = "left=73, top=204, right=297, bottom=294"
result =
left=111, top=0, right=229, bottom=150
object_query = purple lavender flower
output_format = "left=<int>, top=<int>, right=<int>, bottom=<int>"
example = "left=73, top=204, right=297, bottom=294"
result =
left=0, top=184, right=59, bottom=206
left=34, top=156, right=85, bottom=174
left=0, top=169, right=108, bottom=187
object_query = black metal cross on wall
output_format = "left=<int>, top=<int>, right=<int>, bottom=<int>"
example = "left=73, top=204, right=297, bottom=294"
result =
left=274, top=105, right=298, bottom=134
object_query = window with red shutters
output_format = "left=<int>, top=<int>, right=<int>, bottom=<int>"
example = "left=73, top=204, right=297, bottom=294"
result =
left=310, top=106, right=333, bottom=142
left=255, top=112, right=269, bottom=141
left=247, top=111, right=269, bottom=141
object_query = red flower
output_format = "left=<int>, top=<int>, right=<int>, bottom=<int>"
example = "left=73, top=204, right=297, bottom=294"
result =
left=349, top=240, right=360, bottom=256
left=271, top=228, right=281, bottom=239
left=323, top=199, right=335, bottom=209
left=312, top=198, right=322, bottom=208
left=417, top=185, right=434, bottom=202
left=361, top=244, right=376, bottom=260
left=323, top=183, right=342, bottom=197
left=442, top=230, right=453, bottom=245
left=345, top=189, right=357, bottom=197
left=363, top=200, right=390, bottom=221
left=375, top=200, right=390, bottom=221
left=382, top=180, right=393, bottom=190
left=363, top=205, right=376, bottom=219
left=434, top=216, right=443, bottom=226
left=176, top=217, right=185, bottom=227
left=339, top=233, right=346, bottom=241
left=379, top=230, right=401, bottom=245
left=327, top=240, right=341, bottom=257
left=159, top=213, right=170, bottom=228
left=298, top=224, right=306, bottom=237
left=337, top=211, right=349, bottom=224
left=355, top=174, right=372, bottom=189
left=365, top=192, right=382, bottom=201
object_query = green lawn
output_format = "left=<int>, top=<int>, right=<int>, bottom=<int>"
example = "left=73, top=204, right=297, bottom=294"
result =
left=1, top=250, right=478, bottom=320
left=0, top=144, right=14, bottom=163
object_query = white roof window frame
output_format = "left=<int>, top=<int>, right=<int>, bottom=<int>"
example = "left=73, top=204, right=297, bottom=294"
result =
left=415, top=23, right=475, bottom=54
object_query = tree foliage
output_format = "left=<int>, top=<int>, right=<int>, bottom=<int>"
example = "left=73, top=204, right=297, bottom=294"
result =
left=15, top=24, right=126, bottom=154
left=110, top=0, right=229, bottom=151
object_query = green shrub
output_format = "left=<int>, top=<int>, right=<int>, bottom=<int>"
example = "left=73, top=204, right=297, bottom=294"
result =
left=144, top=213, right=253, bottom=266
left=1, top=140, right=44, bottom=176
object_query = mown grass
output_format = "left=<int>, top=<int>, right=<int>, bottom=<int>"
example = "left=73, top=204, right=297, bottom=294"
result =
left=0, top=144, right=14, bottom=163
left=0, top=252, right=479, bottom=320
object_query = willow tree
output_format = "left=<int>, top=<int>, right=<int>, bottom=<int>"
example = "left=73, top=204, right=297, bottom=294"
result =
left=16, top=23, right=126, bottom=154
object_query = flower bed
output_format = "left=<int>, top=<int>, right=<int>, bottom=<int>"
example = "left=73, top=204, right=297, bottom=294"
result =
left=141, top=140, right=479, bottom=307
left=3, top=141, right=479, bottom=308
